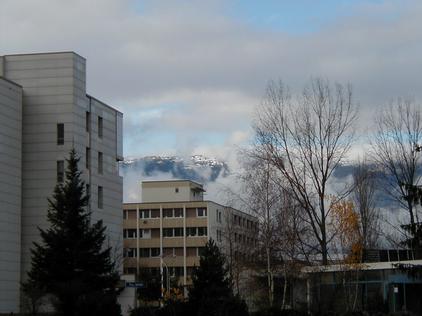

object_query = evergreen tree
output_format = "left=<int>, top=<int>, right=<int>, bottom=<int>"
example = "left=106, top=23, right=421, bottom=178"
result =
left=188, top=239, right=248, bottom=316
left=24, top=149, right=121, bottom=316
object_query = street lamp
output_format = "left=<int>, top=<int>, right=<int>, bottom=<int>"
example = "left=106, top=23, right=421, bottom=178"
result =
left=160, top=253, right=175, bottom=304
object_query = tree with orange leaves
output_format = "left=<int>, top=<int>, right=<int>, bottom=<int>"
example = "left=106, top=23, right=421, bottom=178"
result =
left=330, top=199, right=364, bottom=311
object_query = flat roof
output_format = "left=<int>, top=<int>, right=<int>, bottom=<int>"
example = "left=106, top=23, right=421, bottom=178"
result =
left=2, top=51, right=85, bottom=60
left=142, top=179, right=203, bottom=186
left=302, top=259, right=422, bottom=273
left=87, top=94, right=123, bottom=115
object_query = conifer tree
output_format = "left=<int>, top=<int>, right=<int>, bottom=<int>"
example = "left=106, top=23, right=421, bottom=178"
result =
left=24, top=149, right=121, bottom=316
left=188, top=239, right=248, bottom=316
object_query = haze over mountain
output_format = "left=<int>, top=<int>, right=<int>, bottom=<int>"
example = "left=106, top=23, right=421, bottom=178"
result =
left=121, top=155, right=230, bottom=202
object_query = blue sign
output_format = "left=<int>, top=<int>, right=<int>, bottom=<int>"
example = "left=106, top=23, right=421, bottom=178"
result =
left=126, top=282, right=145, bottom=288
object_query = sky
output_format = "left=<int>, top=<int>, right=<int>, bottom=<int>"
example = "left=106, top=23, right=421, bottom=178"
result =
left=2, top=0, right=422, bottom=166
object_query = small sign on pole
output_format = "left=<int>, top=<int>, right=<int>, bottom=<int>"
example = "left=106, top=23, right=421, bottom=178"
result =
left=126, top=282, right=145, bottom=288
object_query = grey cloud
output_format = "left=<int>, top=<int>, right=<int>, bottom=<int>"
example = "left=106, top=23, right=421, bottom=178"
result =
left=3, top=0, right=422, bottom=157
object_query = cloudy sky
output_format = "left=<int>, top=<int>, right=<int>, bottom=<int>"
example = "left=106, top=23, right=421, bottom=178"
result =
left=2, top=0, right=422, bottom=163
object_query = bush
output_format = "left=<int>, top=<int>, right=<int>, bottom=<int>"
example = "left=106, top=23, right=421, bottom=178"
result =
left=251, top=307, right=307, bottom=316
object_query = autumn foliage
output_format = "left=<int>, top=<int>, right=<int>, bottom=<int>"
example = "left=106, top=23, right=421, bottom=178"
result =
left=331, top=199, right=363, bottom=264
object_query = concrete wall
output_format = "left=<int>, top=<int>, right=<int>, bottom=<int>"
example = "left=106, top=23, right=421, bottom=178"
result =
left=0, top=78, right=22, bottom=313
left=142, top=181, right=204, bottom=203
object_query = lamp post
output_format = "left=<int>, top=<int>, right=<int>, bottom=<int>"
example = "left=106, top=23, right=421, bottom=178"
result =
left=160, top=254, right=175, bottom=304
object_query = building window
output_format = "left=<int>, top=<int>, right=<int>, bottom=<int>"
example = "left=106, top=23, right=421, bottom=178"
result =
left=174, top=228, right=183, bottom=237
left=124, top=248, right=137, bottom=258
left=140, top=248, right=150, bottom=258
left=175, top=187, right=179, bottom=193
left=139, top=229, right=151, bottom=239
left=197, top=247, right=205, bottom=257
left=163, top=209, right=173, bottom=218
left=198, top=227, right=207, bottom=236
left=98, top=116, right=103, bottom=138
left=151, top=209, right=160, bottom=218
left=123, top=229, right=137, bottom=239
left=98, top=186, right=103, bottom=209
left=86, top=147, right=90, bottom=169
left=139, top=209, right=150, bottom=219
left=86, top=112, right=90, bottom=132
left=163, top=228, right=174, bottom=237
left=151, top=248, right=160, bottom=257
left=187, top=227, right=197, bottom=237
left=123, top=210, right=128, bottom=220
left=216, top=210, right=222, bottom=223
left=197, top=208, right=207, bottom=217
left=57, top=123, right=64, bottom=145
left=98, top=152, right=103, bottom=174
left=57, top=160, right=64, bottom=183
left=164, top=247, right=175, bottom=257
left=174, top=208, right=183, bottom=217
left=217, top=229, right=222, bottom=242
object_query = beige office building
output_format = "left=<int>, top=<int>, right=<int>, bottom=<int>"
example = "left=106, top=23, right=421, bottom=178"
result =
left=0, top=52, right=123, bottom=313
left=122, top=180, right=258, bottom=291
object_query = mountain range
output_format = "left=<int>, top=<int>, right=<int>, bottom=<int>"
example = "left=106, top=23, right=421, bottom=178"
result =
left=121, top=155, right=230, bottom=184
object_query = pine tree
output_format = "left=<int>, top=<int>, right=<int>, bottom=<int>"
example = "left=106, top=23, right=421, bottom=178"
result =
left=188, top=239, right=248, bottom=316
left=24, top=149, right=121, bottom=316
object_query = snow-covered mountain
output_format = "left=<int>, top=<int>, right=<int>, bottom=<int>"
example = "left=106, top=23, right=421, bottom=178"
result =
left=121, top=155, right=230, bottom=184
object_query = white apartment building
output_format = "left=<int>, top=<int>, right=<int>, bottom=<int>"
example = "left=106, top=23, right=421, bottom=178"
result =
left=122, top=180, right=258, bottom=294
left=0, top=52, right=123, bottom=313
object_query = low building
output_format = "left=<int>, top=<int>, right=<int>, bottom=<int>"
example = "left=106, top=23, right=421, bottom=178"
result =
left=295, top=249, right=422, bottom=314
left=122, top=180, right=258, bottom=293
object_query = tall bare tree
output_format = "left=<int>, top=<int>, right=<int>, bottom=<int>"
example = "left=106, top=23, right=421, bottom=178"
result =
left=236, top=152, right=304, bottom=308
left=371, top=100, right=422, bottom=248
left=253, top=78, right=358, bottom=265
left=238, top=154, right=282, bottom=307
left=352, top=159, right=380, bottom=249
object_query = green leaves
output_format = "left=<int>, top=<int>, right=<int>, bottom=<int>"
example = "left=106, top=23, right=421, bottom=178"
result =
left=24, top=149, right=121, bottom=316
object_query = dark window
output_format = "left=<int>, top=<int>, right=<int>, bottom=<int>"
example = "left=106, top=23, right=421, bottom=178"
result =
left=98, top=116, right=103, bottom=138
left=175, top=187, right=179, bottom=193
left=124, top=229, right=137, bottom=239
left=163, top=228, right=173, bottom=237
left=98, top=186, right=103, bottom=209
left=86, top=112, right=90, bottom=132
left=174, top=228, right=183, bottom=237
left=124, top=248, right=137, bottom=258
left=197, top=208, right=207, bottom=217
left=198, top=227, right=207, bottom=236
left=139, top=209, right=150, bottom=219
left=163, top=209, right=173, bottom=218
left=151, top=248, right=160, bottom=257
left=197, top=247, right=206, bottom=257
left=187, top=227, right=197, bottom=237
left=57, top=160, right=64, bottom=182
left=151, top=209, right=160, bottom=218
left=140, top=248, right=150, bottom=258
left=57, top=123, right=64, bottom=145
left=86, top=147, right=90, bottom=169
left=98, top=152, right=103, bottom=174
left=174, top=208, right=183, bottom=217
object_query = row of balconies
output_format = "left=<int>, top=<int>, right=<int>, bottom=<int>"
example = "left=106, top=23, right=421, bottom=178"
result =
left=124, top=236, right=208, bottom=248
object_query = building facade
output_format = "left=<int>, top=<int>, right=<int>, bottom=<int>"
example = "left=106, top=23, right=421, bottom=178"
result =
left=0, top=52, right=123, bottom=313
left=122, top=180, right=258, bottom=292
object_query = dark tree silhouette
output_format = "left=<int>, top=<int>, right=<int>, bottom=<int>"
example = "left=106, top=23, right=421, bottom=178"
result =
left=189, top=239, right=248, bottom=316
left=23, top=149, right=121, bottom=316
